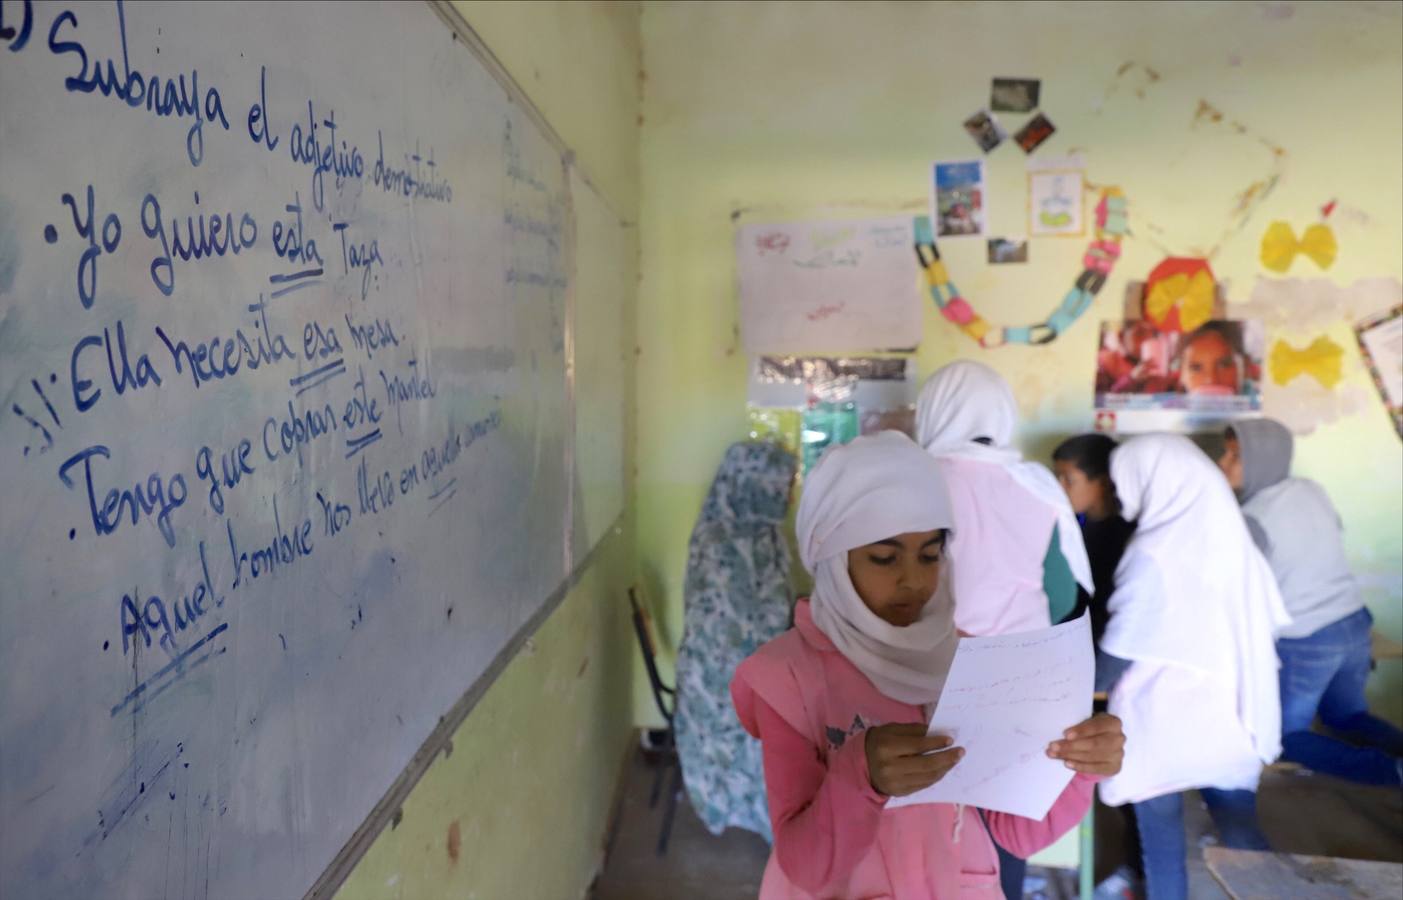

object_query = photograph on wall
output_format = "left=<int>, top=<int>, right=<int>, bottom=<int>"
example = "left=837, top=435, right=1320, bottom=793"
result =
left=987, top=237, right=1029, bottom=264
left=931, top=159, right=987, bottom=238
left=1028, top=169, right=1084, bottom=237
left=1014, top=112, right=1056, bottom=153
left=991, top=77, right=1041, bottom=113
left=1355, top=305, right=1403, bottom=436
left=963, top=109, right=1007, bottom=153
left=1095, top=318, right=1265, bottom=417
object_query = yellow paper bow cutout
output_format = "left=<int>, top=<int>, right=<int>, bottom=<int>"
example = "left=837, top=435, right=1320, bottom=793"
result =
left=1260, top=221, right=1337, bottom=273
left=1145, top=269, right=1215, bottom=333
left=1269, top=335, right=1344, bottom=389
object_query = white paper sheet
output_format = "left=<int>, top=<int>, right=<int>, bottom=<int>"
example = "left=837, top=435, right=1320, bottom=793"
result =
left=736, top=217, right=922, bottom=354
left=887, top=613, right=1093, bottom=819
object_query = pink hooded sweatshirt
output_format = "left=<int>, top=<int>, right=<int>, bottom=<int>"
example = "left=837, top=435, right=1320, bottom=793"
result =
left=733, top=600, right=1097, bottom=899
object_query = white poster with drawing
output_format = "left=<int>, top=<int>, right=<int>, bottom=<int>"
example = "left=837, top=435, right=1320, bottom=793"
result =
left=737, top=217, right=922, bottom=354
left=887, top=613, right=1093, bottom=819
left=1029, top=169, right=1085, bottom=237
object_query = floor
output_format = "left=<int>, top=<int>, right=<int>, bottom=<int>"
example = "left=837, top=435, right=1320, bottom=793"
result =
left=590, top=738, right=1402, bottom=900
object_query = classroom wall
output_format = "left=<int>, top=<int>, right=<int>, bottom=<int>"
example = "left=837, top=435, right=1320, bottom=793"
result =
left=336, top=3, right=641, bottom=899
left=636, top=0, right=1403, bottom=739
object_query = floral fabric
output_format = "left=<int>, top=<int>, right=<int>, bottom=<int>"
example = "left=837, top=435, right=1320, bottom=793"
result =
left=674, top=441, right=797, bottom=840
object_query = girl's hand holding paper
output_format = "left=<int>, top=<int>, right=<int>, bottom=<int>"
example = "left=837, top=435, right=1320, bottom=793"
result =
left=1047, top=713, right=1126, bottom=776
left=864, top=723, right=965, bottom=797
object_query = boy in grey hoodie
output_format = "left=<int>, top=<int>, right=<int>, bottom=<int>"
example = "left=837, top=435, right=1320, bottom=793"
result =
left=1220, top=418, right=1402, bottom=786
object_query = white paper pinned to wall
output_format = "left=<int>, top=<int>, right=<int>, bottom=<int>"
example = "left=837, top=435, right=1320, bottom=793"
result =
left=736, top=216, right=922, bottom=354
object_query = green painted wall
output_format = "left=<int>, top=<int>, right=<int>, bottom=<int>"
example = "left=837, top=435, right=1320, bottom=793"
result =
left=636, top=0, right=1403, bottom=741
left=335, top=3, right=641, bottom=899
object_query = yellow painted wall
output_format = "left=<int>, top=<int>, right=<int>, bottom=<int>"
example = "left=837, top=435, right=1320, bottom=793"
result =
left=336, top=3, right=641, bottom=899
left=637, top=0, right=1403, bottom=742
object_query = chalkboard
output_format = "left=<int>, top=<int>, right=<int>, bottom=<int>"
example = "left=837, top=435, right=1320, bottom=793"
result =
left=0, top=2, right=623, bottom=897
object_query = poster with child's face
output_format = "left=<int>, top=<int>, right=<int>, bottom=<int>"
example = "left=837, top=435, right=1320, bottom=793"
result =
left=1095, top=319, right=1265, bottom=425
left=931, top=160, right=986, bottom=238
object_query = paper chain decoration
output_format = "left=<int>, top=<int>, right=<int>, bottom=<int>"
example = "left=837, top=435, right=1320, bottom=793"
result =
left=914, top=187, right=1129, bottom=347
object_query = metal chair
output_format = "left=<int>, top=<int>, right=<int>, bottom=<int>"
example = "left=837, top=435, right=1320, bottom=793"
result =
left=629, top=586, right=683, bottom=856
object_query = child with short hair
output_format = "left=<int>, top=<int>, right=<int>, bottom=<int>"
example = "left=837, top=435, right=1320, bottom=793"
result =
left=1220, top=418, right=1403, bottom=786
left=1052, top=433, right=1134, bottom=646
left=731, top=432, right=1124, bottom=898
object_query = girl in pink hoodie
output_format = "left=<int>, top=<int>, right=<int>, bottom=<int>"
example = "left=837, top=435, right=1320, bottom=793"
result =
left=732, top=432, right=1124, bottom=898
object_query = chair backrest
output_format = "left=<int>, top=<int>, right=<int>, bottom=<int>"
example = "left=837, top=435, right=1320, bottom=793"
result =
left=629, top=587, right=674, bottom=724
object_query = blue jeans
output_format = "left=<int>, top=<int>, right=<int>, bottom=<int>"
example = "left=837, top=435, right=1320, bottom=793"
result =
left=1133, top=789, right=1269, bottom=900
left=1278, top=607, right=1403, bottom=786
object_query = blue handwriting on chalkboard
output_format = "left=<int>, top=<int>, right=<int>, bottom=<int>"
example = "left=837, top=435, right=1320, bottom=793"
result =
left=344, top=312, right=399, bottom=359
left=372, top=132, right=453, bottom=204
left=118, top=544, right=222, bottom=660
left=195, top=439, right=254, bottom=515
left=421, top=426, right=465, bottom=486
left=246, top=64, right=279, bottom=152
left=226, top=495, right=314, bottom=590
left=1, top=0, right=35, bottom=52
left=302, top=318, right=342, bottom=361
left=289, top=101, right=365, bottom=213
left=271, top=191, right=322, bottom=271
left=70, top=320, right=162, bottom=413
left=380, top=356, right=435, bottom=435
left=262, top=399, right=338, bottom=467
left=57, top=444, right=187, bottom=547
left=315, top=490, right=351, bottom=538
left=269, top=266, right=324, bottom=300
left=140, top=190, right=257, bottom=297
left=289, top=357, right=345, bottom=397
left=53, top=185, right=121, bottom=309
left=48, top=1, right=230, bottom=167
left=356, top=455, right=394, bottom=517
left=342, top=365, right=381, bottom=432
left=110, top=623, right=226, bottom=721
left=333, top=221, right=382, bottom=300
left=154, top=295, right=295, bottom=390
left=11, top=373, right=64, bottom=458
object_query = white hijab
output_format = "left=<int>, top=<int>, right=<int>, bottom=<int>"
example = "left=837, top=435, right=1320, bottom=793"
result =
left=1101, top=434, right=1290, bottom=799
left=797, top=431, right=960, bottom=705
left=915, top=360, right=1093, bottom=593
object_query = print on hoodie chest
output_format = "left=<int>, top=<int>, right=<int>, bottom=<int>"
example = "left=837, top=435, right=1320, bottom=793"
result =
left=825, top=714, right=874, bottom=750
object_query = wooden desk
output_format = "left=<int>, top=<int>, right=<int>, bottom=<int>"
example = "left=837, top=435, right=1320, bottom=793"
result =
left=1205, top=847, right=1403, bottom=899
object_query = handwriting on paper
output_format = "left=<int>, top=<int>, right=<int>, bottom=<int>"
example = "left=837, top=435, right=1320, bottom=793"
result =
left=887, top=613, right=1093, bottom=819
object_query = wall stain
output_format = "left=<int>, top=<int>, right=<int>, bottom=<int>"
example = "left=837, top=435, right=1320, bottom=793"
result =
left=446, top=819, right=462, bottom=864
left=1192, top=99, right=1225, bottom=126
left=1105, top=61, right=1162, bottom=103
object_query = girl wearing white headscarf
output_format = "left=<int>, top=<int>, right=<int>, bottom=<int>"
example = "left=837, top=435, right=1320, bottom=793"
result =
left=1100, top=434, right=1290, bottom=900
left=916, top=361, right=1094, bottom=637
left=730, top=432, right=1124, bottom=899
